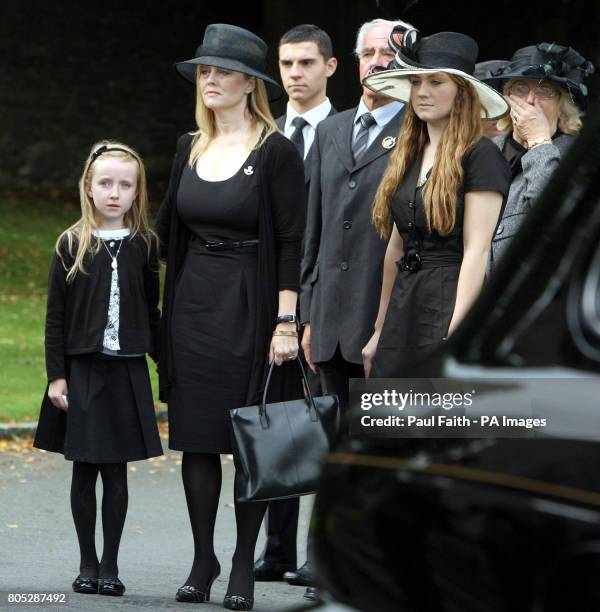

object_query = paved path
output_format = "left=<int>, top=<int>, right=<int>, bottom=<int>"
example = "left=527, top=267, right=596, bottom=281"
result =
left=0, top=436, right=317, bottom=611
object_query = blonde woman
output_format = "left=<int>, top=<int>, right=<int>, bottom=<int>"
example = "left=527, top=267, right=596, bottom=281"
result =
left=155, top=25, right=305, bottom=610
left=34, top=142, right=163, bottom=597
left=483, top=42, right=594, bottom=271
left=362, top=31, right=511, bottom=377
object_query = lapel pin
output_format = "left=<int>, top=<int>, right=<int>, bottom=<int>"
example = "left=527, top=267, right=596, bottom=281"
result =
left=243, top=165, right=254, bottom=175
left=382, top=136, right=396, bottom=149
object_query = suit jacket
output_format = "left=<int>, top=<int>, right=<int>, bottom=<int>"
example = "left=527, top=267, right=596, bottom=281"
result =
left=300, top=105, right=405, bottom=364
left=489, top=132, right=574, bottom=272
left=276, top=105, right=337, bottom=186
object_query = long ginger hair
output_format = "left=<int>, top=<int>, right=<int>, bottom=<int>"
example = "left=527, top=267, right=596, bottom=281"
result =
left=372, top=74, right=484, bottom=238
left=56, top=140, right=155, bottom=282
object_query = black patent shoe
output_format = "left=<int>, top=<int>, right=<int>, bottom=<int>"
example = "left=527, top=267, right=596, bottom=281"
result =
left=98, top=577, right=126, bottom=596
left=253, top=559, right=296, bottom=582
left=283, top=562, right=314, bottom=587
left=72, top=575, right=98, bottom=594
left=223, top=594, right=254, bottom=610
left=176, top=562, right=221, bottom=603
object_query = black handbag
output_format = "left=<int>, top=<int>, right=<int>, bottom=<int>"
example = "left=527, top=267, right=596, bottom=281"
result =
left=230, top=358, right=339, bottom=502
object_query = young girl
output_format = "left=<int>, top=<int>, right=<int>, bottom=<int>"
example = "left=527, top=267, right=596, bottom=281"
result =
left=362, top=31, right=511, bottom=376
left=34, top=141, right=163, bottom=597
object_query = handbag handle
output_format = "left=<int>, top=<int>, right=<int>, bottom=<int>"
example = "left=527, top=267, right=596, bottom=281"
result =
left=259, top=359, right=318, bottom=427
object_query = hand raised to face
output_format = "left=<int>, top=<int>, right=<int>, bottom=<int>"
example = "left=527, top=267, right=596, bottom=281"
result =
left=507, top=94, right=556, bottom=146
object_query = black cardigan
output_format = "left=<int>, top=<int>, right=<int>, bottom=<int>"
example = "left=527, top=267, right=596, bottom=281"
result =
left=155, top=131, right=306, bottom=405
left=45, top=234, right=160, bottom=381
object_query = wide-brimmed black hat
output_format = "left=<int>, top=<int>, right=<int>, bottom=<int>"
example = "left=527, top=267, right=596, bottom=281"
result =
left=363, top=30, right=509, bottom=120
left=474, top=60, right=509, bottom=81
left=474, top=60, right=509, bottom=96
left=175, top=23, right=283, bottom=102
left=483, top=43, right=594, bottom=107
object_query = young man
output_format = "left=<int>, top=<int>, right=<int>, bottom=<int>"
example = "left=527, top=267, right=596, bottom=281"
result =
left=277, top=24, right=338, bottom=177
left=254, top=24, right=337, bottom=595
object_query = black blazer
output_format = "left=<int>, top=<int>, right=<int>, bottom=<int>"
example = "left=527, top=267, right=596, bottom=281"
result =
left=300, top=104, right=405, bottom=365
left=276, top=105, right=337, bottom=186
left=45, top=234, right=160, bottom=381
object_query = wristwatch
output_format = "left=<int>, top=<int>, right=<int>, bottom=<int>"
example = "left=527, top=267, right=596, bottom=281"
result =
left=275, top=314, right=297, bottom=324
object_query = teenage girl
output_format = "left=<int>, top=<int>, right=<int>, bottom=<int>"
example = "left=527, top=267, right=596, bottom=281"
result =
left=34, top=141, right=163, bottom=597
left=361, top=31, right=511, bottom=376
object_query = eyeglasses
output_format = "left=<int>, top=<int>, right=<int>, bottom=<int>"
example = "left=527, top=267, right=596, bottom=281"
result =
left=508, top=82, right=559, bottom=100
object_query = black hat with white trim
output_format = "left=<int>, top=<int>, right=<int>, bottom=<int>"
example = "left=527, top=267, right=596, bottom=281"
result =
left=364, top=30, right=510, bottom=120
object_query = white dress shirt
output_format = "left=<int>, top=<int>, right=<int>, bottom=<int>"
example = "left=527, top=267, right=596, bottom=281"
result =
left=284, top=97, right=333, bottom=159
left=352, top=97, right=404, bottom=149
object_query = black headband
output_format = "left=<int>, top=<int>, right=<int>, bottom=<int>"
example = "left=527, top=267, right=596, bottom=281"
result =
left=90, top=145, right=136, bottom=163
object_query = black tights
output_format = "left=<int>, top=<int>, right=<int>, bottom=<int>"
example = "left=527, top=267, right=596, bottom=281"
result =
left=70, top=461, right=128, bottom=580
left=182, top=452, right=267, bottom=598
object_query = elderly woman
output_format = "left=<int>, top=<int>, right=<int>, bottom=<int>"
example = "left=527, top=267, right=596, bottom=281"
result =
left=156, top=24, right=305, bottom=610
left=485, top=42, right=594, bottom=271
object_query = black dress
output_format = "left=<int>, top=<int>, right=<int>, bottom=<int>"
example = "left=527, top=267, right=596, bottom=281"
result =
left=372, top=138, right=510, bottom=377
left=156, top=133, right=306, bottom=451
left=169, top=151, right=261, bottom=453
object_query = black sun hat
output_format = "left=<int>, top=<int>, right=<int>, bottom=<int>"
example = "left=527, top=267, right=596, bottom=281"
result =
left=474, top=60, right=509, bottom=81
left=175, top=23, right=283, bottom=102
left=474, top=60, right=509, bottom=95
left=484, top=42, right=594, bottom=108
left=363, top=30, right=509, bottom=120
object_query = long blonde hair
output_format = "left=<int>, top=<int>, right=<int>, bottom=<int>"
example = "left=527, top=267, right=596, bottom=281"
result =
left=56, top=140, right=155, bottom=282
left=372, top=75, right=484, bottom=238
left=188, top=66, right=278, bottom=168
left=496, top=80, right=583, bottom=134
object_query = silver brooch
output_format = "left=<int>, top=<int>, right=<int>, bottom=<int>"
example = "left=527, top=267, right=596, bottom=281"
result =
left=382, top=136, right=396, bottom=149
left=243, top=165, right=254, bottom=175
left=417, top=174, right=429, bottom=189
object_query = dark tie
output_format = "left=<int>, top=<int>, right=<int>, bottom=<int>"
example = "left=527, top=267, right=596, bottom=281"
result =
left=290, top=116, right=309, bottom=157
left=352, top=112, right=377, bottom=162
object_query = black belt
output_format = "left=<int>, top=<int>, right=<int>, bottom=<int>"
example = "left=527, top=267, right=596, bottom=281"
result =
left=398, top=250, right=461, bottom=272
left=205, top=240, right=259, bottom=251
left=190, top=235, right=259, bottom=251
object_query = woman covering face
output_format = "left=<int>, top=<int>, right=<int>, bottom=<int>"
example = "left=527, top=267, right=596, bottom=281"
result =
left=482, top=43, right=594, bottom=272
left=362, top=30, right=511, bottom=377
left=155, top=24, right=305, bottom=611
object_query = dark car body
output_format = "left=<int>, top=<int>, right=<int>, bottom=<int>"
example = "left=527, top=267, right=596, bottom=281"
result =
left=311, top=99, right=600, bottom=612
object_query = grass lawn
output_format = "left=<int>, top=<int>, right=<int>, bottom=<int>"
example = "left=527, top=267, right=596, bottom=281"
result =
left=0, top=196, right=161, bottom=422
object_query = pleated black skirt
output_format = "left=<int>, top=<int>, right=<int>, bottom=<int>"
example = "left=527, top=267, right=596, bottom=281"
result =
left=34, top=353, right=163, bottom=463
